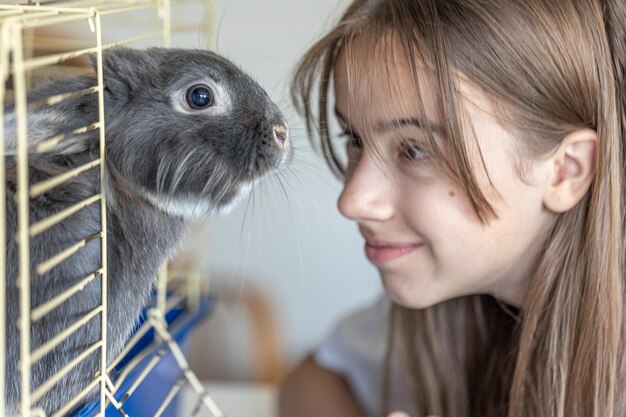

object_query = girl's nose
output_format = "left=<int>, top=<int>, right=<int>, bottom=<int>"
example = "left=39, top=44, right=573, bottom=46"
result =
left=337, top=155, right=394, bottom=222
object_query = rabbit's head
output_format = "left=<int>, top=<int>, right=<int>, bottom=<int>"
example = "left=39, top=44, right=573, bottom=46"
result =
left=95, top=48, right=290, bottom=217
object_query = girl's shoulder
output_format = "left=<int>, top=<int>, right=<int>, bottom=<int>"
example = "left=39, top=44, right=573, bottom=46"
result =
left=316, top=294, right=390, bottom=361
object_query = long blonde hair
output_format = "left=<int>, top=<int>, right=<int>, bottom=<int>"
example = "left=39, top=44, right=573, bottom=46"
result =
left=292, top=1, right=626, bottom=416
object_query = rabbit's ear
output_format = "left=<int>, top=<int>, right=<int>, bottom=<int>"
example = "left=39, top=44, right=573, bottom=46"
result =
left=3, top=69, right=102, bottom=156
left=2, top=107, right=95, bottom=156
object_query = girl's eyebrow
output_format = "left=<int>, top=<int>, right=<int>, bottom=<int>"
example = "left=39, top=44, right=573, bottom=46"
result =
left=334, top=107, right=443, bottom=135
left=376, top=118, right=444, bottom=135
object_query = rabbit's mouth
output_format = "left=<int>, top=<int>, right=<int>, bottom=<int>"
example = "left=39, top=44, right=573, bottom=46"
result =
left=245, top=122, right=292, bottom=178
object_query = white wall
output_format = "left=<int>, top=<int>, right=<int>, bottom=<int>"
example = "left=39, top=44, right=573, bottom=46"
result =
left=178, top=0, right=383, bottom=371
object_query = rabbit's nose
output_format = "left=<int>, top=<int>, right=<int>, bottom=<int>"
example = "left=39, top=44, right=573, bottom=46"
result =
left=273, top=124, right=289, bottom=147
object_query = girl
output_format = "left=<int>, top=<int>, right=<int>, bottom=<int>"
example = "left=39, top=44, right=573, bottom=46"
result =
left=280, top=0, right=626, bottom=417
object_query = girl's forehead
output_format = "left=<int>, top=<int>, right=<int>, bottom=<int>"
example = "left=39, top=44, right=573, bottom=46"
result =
left=333, top=42, right=498, bottom=133
left=333, top=44, right=441, bottom=126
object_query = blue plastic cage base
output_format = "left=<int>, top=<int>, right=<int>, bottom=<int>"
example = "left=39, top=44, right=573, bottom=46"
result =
left=73, top=295, right=215, bottom=417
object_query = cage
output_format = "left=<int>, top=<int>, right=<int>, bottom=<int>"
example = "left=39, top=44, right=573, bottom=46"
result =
left=0, top=1, right=224, bottom=416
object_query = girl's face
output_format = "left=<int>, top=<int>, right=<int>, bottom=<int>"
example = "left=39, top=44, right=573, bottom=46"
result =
left=334, top=50, right=558, bottom=309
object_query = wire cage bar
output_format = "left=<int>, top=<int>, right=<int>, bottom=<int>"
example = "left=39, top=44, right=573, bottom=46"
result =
left=0, top=19, right=8, bottom=417
left=0, top=0, right=219, bottom=416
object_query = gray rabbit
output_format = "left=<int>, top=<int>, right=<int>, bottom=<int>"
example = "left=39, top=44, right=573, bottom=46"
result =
left=2, top=47, right=291, bottom=414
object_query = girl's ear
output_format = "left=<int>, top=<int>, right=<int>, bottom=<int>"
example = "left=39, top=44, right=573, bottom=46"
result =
left=542, top=128, right=597, bottom=213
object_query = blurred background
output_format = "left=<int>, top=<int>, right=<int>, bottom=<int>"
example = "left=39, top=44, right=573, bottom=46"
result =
left=175, top=0, right=384, bottom=385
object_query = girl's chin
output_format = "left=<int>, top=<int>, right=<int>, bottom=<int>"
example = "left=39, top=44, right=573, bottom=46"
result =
left=381, top=275, right=443, bottom=309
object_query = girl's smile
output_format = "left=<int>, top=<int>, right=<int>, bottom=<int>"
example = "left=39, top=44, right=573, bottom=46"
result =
left=363, top=238, right=423, bottom=264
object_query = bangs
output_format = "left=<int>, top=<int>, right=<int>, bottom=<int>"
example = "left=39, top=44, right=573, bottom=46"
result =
left=291, top=0, right=497, bottom=221
left=337, top=28, right=448, bottom=172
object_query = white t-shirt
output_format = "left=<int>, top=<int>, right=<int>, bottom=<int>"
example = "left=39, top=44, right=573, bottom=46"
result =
left=314, top=296, right=415, bottom=417
left=315, top=298, right=626, bottom=417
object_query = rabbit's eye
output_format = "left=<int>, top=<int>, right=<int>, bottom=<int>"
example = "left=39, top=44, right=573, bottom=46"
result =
left=185, top=84, right=214, bottom=109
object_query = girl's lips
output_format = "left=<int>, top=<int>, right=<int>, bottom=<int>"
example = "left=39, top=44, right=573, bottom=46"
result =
left=364, top=241, right=421, bottom=264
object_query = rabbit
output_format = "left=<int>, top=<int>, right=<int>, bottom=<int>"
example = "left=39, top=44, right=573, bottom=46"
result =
left=2, top=47, right=291, bottom=415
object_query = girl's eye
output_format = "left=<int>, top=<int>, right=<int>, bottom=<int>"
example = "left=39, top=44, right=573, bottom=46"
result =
left=340, top=130, right=364, bottom=151
left=399, top=141, right=426, bottom=162
left=185, top=84, right=214, bottom=109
